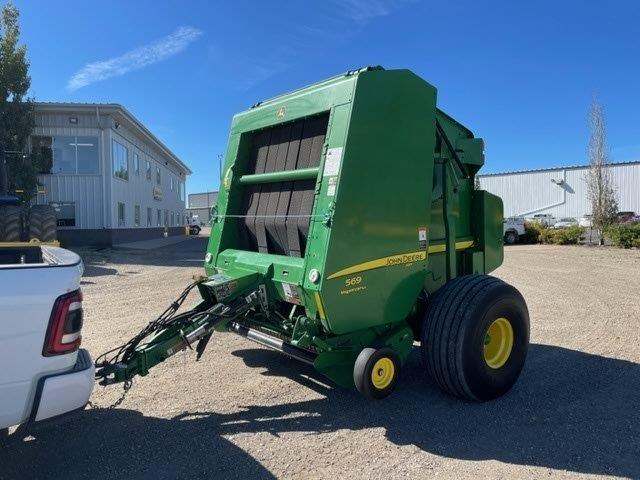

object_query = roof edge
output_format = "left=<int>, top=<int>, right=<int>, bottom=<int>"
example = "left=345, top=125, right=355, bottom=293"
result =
left=478, top=160, right=640, bottom=177
left=34, top=102, right=191, bottom=175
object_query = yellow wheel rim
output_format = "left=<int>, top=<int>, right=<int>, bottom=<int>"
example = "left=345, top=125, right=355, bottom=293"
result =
left=483, top=317, right=514, bottom=369
left=370, top=357, right=395, bottom=390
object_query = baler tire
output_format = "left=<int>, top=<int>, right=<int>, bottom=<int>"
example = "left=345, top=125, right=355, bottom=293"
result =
left=353, top=347, right=400, bottom=400
left=29, top=205, right=57, bottom=242
left=420, top=275, right=529, bottom=401
left=0, top=205, right=24, bottom=242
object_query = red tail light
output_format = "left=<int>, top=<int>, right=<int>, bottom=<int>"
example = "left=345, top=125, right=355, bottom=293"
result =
left=43, top=289, right=83, bottom=356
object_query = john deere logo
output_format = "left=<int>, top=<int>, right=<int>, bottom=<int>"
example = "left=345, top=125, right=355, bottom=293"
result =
left=276, top=106, right=286, bottom=119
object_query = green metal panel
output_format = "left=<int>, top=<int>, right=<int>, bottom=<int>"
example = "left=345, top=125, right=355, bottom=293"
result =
left=314, top=69, right=437, bottom=334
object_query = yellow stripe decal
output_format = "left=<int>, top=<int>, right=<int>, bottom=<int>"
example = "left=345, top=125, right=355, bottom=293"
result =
left=428, top=239, right=474, bottom=254
left=314, top=291, right=326, bottom=320
left=326, top=241, right=474, bottom=280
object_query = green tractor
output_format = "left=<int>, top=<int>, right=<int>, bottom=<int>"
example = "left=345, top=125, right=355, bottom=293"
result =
left=96, top=67, right=529, bottom=401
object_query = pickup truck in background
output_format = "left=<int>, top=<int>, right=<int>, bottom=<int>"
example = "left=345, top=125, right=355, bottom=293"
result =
left=503, top=217, right=526, bottom=244
left=0, top=245, right=94, bottom=436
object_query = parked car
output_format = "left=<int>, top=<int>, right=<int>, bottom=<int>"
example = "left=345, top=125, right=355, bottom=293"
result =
left=0, top=244, right=94, bottom=436
left=530, top=213, right=556, bottom=227
left=617, top=211, right=637, bottom=223
left=503, top=217, right=525, bottom=244
left=578, top=215, right=593, bottom=228
left=553, top=217, right=578, bottom=229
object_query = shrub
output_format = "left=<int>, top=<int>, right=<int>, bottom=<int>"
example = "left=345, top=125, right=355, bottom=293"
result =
left=605, top=223, right=640, bottom=248
left=522, top=221, right=543, bottom=244
left=553, top=225, right=586, bottom=245
left=538, top=225, right=585, bottom=245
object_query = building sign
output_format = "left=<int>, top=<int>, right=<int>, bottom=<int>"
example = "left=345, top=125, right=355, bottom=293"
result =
left=153, top=186, right=163, bottom=200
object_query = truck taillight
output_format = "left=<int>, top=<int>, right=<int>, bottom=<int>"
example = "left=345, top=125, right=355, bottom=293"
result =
left=43, top=289, right=83, bottom=356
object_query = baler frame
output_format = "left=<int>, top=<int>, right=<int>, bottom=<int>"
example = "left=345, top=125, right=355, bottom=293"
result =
left=96, top=66, right=529, bottom=401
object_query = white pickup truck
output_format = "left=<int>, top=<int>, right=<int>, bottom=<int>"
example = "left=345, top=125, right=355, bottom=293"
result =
left=0, top=245, right=94, bottom=436
left=503, top=217, right=526, bottom=244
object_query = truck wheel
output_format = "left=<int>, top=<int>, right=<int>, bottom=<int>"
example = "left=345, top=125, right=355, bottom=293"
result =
left=504, top=230, right=518, bottom=244
left=353, top=347, right=400, bottom=399
left=0, top=205, right=23, bottom=242
left=29, top=205, right=57, bottom=242
left=421, top=275, right=529, bottom=401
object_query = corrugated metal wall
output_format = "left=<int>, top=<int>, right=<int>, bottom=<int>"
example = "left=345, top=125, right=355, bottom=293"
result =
left=109, top=125, right=186, bottom=229
left=188, top=191, right=218, bottom=209
left=37, top=175, right=104, bottom=228
left=32, top=109, right=188, bottom=231
left=478, top=162, right=640, bottom=218
left=35, top=111, right=107, bottom=228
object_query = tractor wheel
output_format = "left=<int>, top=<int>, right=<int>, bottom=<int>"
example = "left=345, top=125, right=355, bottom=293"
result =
left=29, top=205, right=57, bottom=242
left=421, top=275, right=529, bottom=401
left=353, top=347, right=400, bottom=399
left=504, top=230, right=518, bottom=244
left=0, top=205, right=24, bottom=242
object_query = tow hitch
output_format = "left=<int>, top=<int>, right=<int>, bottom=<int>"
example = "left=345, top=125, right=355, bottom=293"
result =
left=95, top=277, right=262, bottom=386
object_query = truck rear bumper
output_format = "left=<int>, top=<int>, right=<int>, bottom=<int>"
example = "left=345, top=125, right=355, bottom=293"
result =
left=29, top=349, right=94, bottom=422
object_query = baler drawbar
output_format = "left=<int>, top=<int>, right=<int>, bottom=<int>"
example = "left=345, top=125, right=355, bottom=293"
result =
left=96, top=66, right=530, bottom=401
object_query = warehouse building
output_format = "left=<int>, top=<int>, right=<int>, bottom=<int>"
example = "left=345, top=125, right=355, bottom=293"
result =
left=478, top=161, right=640, bottom=219
left=31, top=102, right=190, bottom=246
left=186, top=191, right=218, bottom=225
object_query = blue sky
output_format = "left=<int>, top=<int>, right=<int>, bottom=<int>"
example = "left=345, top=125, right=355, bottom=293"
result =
left=14, top=0, right=640, bottom=194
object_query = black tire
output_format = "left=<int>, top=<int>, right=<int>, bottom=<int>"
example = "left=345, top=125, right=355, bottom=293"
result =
left=353, top=347, right=401, bottom=399
left=0, top=205, right=23, bottom=242
left=504, top=230, right=518, bottom=244
left=421, top=275, right=529, bottom=401
left=29, top=205, right=57, bottom=242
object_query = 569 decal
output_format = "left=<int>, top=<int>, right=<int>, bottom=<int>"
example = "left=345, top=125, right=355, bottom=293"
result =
left=341, top=275, right=366, bottom=295
left=345, top=275, right=362, bottom=287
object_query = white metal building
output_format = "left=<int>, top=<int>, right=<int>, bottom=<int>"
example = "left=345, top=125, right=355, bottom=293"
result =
left=31, top=103, right=191, bottom=246
left=478, top=161, right=640, bottom=219
left=186, top=191, right=218, bottom=225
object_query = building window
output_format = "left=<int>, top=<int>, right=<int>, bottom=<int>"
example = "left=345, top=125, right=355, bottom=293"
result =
left=134, top=205, right=141, bottom=227
left=170, top=175, right=174, bottom=192
left=170, top=211, right=174, bottom=226
left=146, top=160, right=151, bottom=180
left=49, top=201, right=76, bottom=227
left=117, top=202, right=126, bottom=226
left=112, top=140, right=128, bottom=181
left=164, top=209, right=168, bottom=226
left=33, top=135, right=99, bottom=175
left=156, top=166, right=161, bottom=185
left=133, top=152, right=140, bottom=175
left=157, top=209, right=161, bottom=227
left=180, top=182, right=185, bottom=201
left=147, top=207, right=152, bottom=227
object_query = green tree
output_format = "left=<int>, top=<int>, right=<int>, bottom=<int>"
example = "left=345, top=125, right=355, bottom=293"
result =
left=0, top=2, right=46, bottom=204
left=586, top=97, right=618, bottom=245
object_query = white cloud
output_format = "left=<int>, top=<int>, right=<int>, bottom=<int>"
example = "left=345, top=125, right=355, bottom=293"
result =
left=67, top=26, right=202, bottom=91
left=336, top=0, right=410, bottom=23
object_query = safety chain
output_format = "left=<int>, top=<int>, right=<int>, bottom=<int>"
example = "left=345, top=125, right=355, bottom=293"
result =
left=87, top=379, right=133, bottom=410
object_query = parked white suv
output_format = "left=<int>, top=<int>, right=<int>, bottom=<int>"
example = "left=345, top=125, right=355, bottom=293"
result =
left=503, top=217, right=525, bottom=244
left=0, top=245, right=94, bottom=435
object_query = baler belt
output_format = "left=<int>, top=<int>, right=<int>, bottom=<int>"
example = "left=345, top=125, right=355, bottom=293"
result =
left=240, top=113, right=328, bottom=256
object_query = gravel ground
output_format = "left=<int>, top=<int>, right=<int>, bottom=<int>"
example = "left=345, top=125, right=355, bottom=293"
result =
left=1, top=239, right=639, bottom=479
